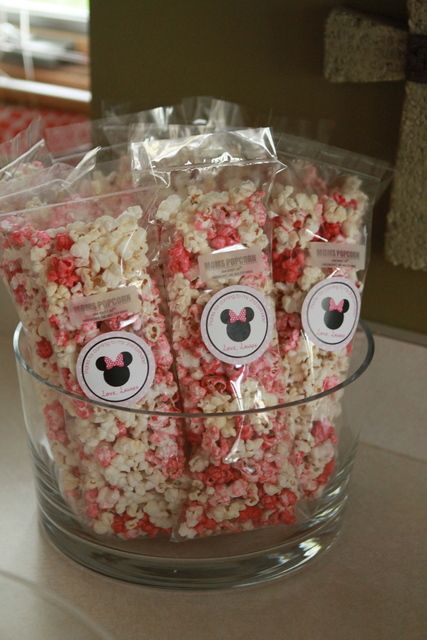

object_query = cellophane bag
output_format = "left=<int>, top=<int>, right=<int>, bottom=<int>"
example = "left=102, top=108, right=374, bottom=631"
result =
left=62, top=145, right=136, bottom=196
left=44, top=121, right=143, bottom=162
left=96, top=103, right=178, bottom=148
left=0, top=146, right=131, bottom=215
left=0, top=120, right=52, bottom=182
left=45, top=118, right=211, bottom=195
left=100, top=96, right=245, bottom=142
left=101, top=97, right=234, bottom=130
left=102, top=102, right=174, bottom=128
left=0, top=163, right=74, bottom=211
left=132, top=129, right=307, bottom=539
left=44, top=114, right=160, bottom=163
left=44, top=119, right=116, bottom=162
left=169, top=96, right=246, bottom=129
left=68, top=130, right=210, bottom=196
left=0, top=185, right=190, bottom=540
left=270, top=132, right=391, bottom=497
left=0, top=161, right=81, bottom=381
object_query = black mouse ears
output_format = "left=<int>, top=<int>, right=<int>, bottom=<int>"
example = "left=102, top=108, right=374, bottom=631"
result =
left=244, top=307, right=255, bottom=322
left=96, top=351, right=133, bottom=371
left=321, top=298, right=350, bottom=313
left=220, top=307, right=255, bottom=324
left=122, top=352, right=133, bottom=366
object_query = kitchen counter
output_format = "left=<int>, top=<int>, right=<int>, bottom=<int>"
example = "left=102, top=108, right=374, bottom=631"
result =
left=0, top=331, right=425, bottom=640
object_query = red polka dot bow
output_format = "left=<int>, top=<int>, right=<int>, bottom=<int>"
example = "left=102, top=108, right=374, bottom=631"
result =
left=104, top=354, right=125, bottom=369
left=328, top=299, right=345, bottom=312
left=229, top=309, right=247, bottom=323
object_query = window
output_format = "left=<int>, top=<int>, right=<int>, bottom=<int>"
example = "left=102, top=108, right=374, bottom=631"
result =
left=0, top=0, right=90, bottom=110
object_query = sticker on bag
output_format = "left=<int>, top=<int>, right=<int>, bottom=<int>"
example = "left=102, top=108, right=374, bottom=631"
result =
left=200, top=285, right=274, bottom=365
left=307, top=242, right=366, bottom=271
left=69, top=286, right=141, bottom=326
left=301, top=277, right=361, bottom=352
left=198, top=247, right=265, bottom=283
left=76, top=331, right=156, bottom=406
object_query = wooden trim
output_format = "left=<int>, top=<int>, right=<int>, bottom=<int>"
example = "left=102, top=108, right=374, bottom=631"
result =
left=0, top=60, right=90, bottom=90
left=0, top=76, right=90, bottom=112
left=0, top=24, right=90, bottom=91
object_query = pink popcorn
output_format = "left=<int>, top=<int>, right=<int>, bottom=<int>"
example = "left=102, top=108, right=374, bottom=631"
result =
left=44, top=401, right=68, bottom=444
left=54, top=233, right=74, bottom=252
left=36, top=338, right=53, bottom=359
left=323, top=375, right=341, bottom=391
left=93, top=443, right=117, bottom=468
left=47, top=256, right=81, bottom=288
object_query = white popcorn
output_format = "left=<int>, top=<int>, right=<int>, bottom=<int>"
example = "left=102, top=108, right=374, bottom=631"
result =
left=70, top=240, right=90, bottom=263
left=324, top=200, right=347, bottom=223
left=297, top=266, right=324, bottom=291
left=156, top=194, right=182, bottom=222
left=97, top=487, right=120, bottom=509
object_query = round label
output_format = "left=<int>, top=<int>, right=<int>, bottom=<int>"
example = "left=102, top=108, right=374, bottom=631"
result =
left=200, top=285, right=274, bottom=365
left=76, top=331, right=156, bottom=406
left=301, top=277, right=361, bottom=352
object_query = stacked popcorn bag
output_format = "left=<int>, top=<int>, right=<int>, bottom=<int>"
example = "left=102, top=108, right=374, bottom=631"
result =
left=1, top=188, right=190, bottom=538
left=0, top=109, right=389, bottom=542
left=135, top=130, right=301, bottom=537
left=270, top=134, right=389, bottom=497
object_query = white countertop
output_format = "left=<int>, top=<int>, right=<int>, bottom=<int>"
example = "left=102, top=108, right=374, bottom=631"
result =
left=0, top=331, right=425, bottom=640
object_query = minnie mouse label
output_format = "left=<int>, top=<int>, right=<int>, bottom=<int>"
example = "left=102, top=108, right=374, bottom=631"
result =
left=201, top=285, right=274, bottom=365
left=76, top=331, right=156, bottom=406
left=301, top=278, right=361, bottom=352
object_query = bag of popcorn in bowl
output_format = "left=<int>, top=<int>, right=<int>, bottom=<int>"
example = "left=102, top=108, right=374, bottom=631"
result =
left=0, top=184, right=190, bottom=540
left=0, top=162, right=84, bottom=387
left=270, top=133, right=391, bottom=498
left=0, top=147, right=129, bottom=367
left=132, top=129, right=308, bottom=539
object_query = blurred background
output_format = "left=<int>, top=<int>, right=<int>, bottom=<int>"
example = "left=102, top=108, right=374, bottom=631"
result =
left=0, top=0, right=426, bottom=336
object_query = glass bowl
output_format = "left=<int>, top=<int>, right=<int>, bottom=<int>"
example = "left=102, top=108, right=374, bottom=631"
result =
left=14, top=322, right=374, bottom=590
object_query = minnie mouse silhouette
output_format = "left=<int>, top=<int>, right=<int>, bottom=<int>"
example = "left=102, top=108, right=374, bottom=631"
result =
left=96, top=352, right=133, bottom=386
left=220, top=307, right=255, bottom=342
left=321, top=298, right=350, bottom=330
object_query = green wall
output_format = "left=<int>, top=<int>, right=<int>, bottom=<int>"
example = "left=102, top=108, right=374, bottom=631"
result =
left=90, top=0, right=427, bottom=334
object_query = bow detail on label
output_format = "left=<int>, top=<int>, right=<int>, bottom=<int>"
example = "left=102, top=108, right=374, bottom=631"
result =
left=328, top=298, right=345, bottom=313
left=229, top=308, right=247, bottom=323
left=104, top=353, right=125, bottom=370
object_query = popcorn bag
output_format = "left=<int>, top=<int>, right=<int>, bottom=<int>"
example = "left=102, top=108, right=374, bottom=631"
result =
left=270, top=134, right=391, bottom=498
left=132, top=129, right=310, bottom=538
left=1, top=187, right=189, bottom=538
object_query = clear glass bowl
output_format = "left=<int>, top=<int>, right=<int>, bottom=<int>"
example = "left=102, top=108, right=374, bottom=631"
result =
left=0, top=570, right=112, bottom=639
left=14, top=322, right=374, bottom=590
